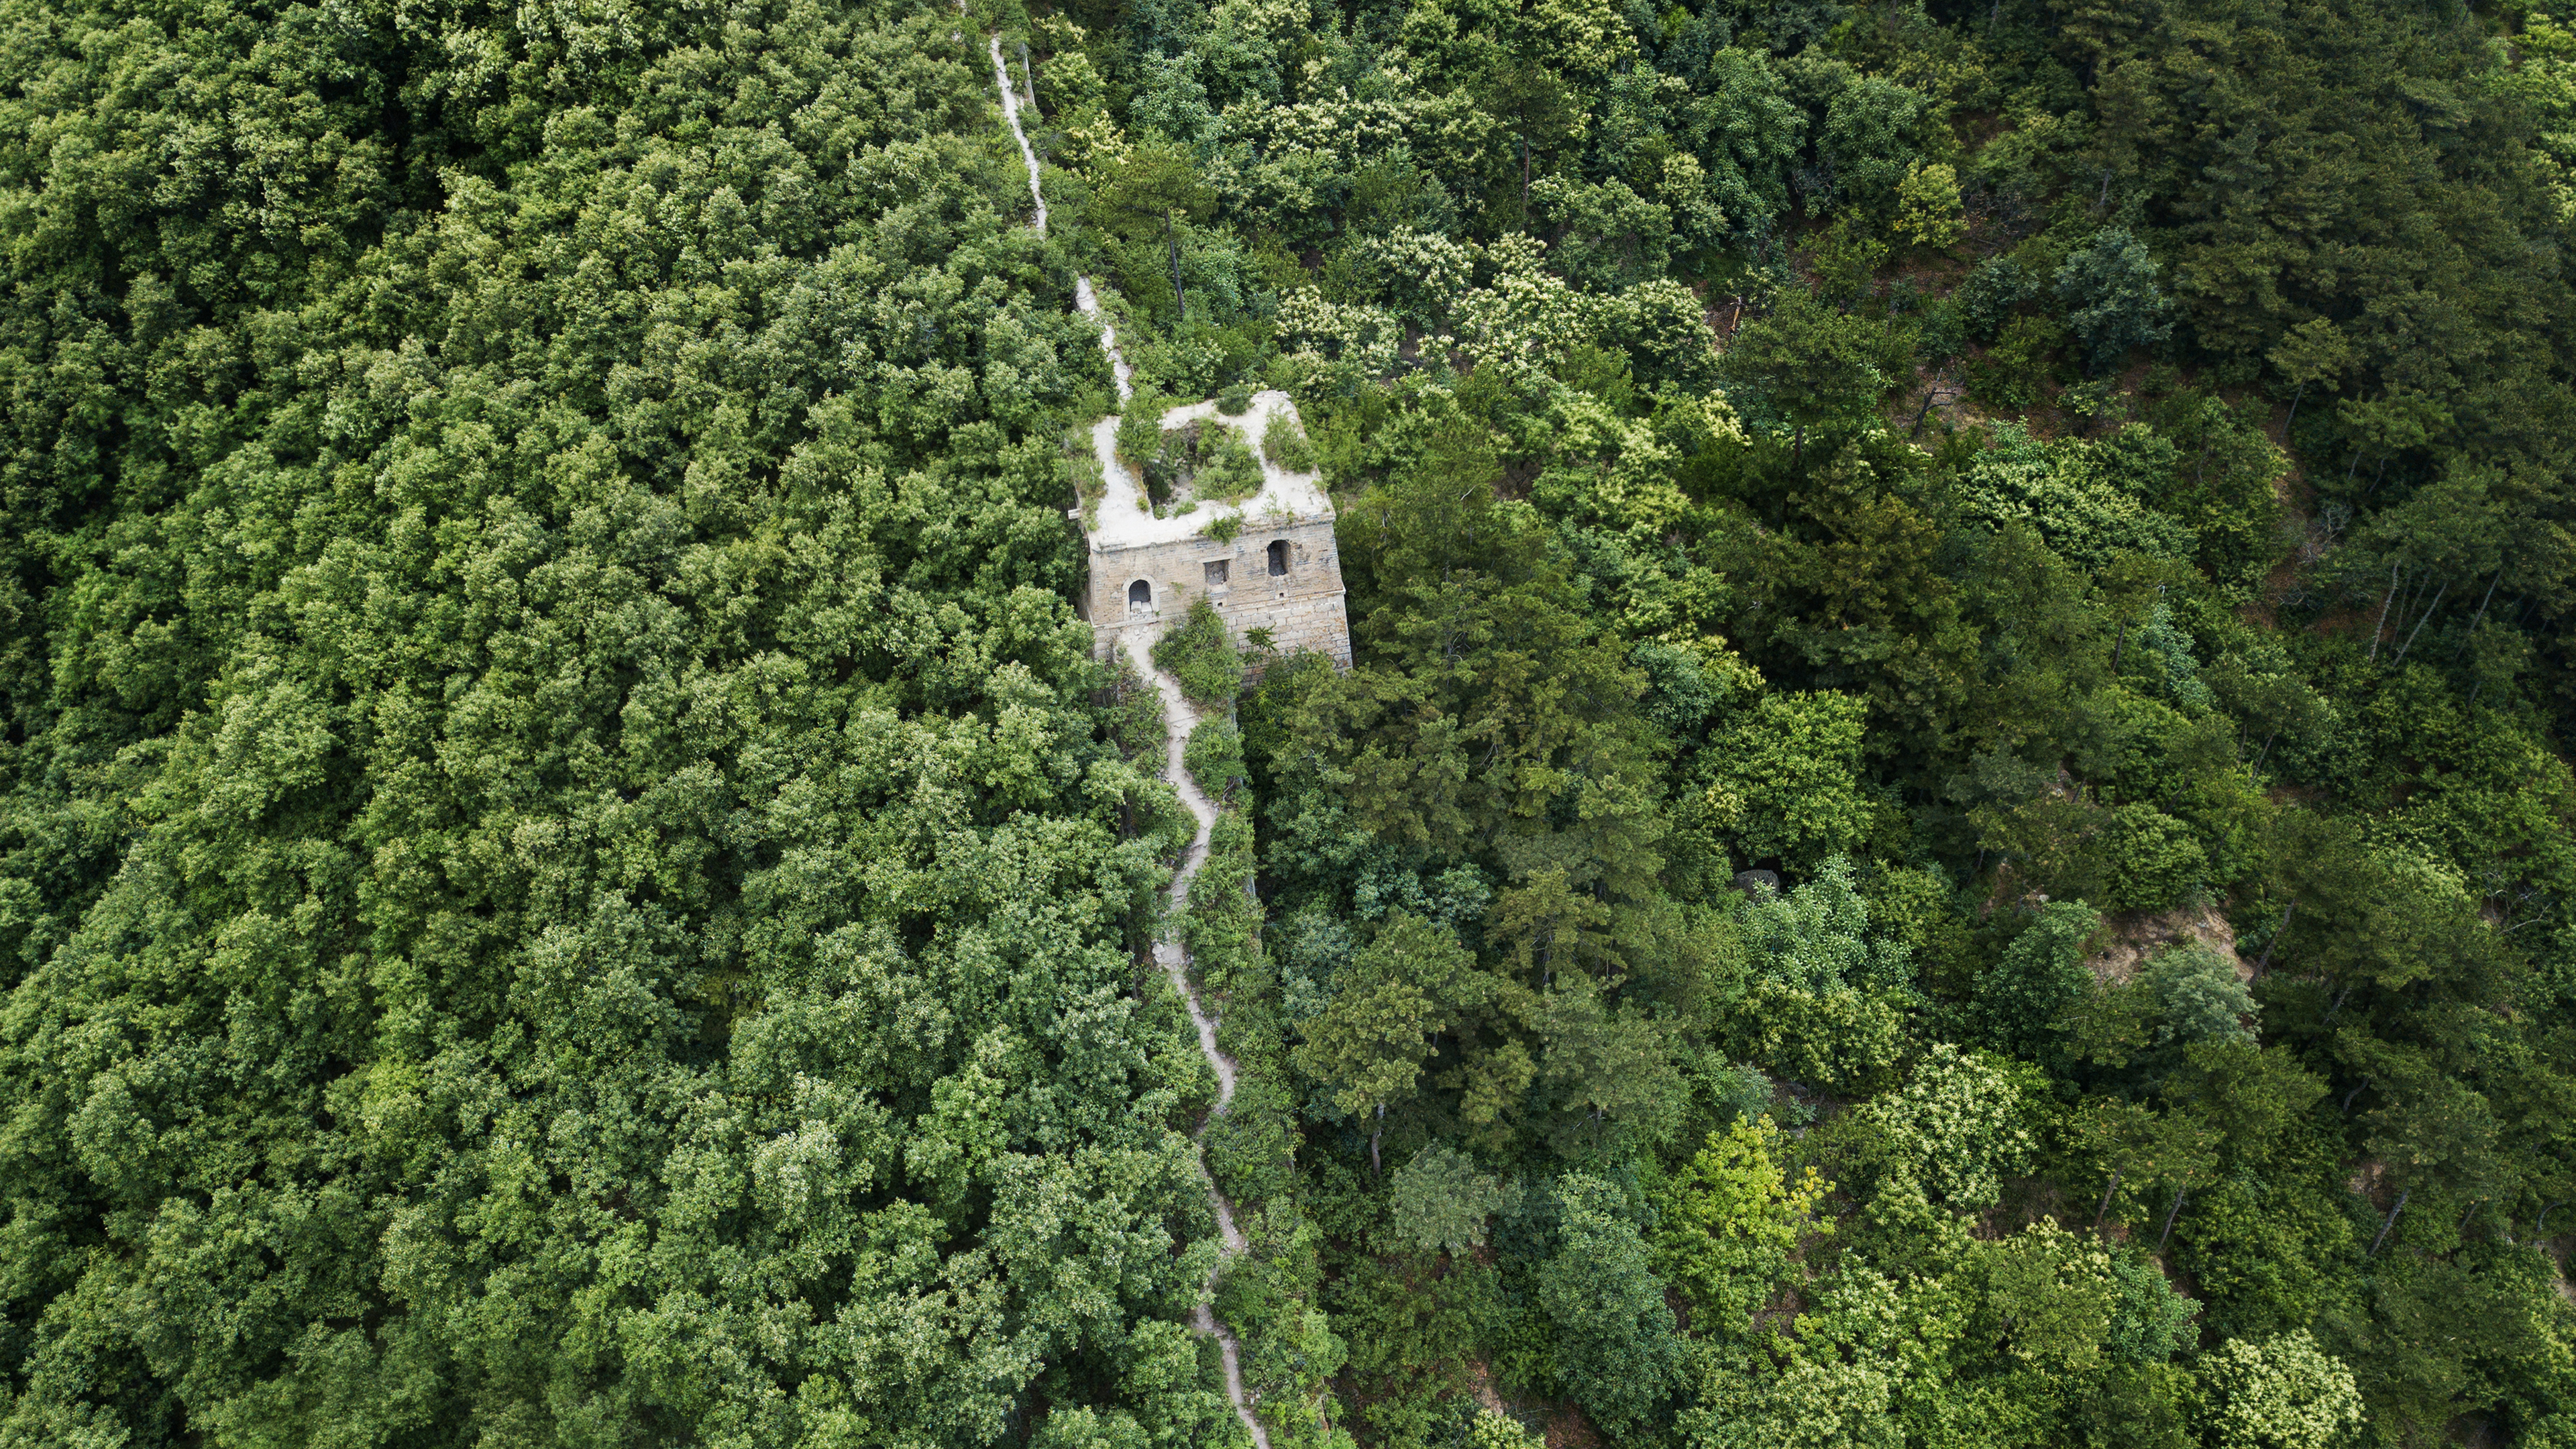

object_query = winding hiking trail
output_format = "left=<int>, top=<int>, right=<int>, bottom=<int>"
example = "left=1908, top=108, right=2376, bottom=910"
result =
left=985, top=38, right=1270, bottom=1449
left=1128, top=635, right=1271, bottom=1449
left=987, top=38, right=1134, bottom=403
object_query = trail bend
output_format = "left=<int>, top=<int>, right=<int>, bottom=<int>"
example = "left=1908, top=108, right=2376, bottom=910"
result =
left=986, top=38, right=1269, bottom=1449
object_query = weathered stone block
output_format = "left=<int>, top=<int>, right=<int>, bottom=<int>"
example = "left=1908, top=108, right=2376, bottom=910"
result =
left=1075, top=392, right=1353, bottom=669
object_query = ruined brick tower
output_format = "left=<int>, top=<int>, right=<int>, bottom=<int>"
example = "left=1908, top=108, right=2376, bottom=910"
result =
left=1078, top=392, right=1354, bottom=668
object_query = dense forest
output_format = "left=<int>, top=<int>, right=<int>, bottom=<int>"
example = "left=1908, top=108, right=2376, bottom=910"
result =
left=1, top=0, right=2573, bottom=1444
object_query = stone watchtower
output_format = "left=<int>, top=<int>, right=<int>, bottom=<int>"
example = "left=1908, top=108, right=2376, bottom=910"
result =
left=1078, top=391, right=1353, bottom=668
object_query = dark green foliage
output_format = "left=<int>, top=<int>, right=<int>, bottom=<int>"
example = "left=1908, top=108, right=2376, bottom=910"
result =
left=1185, top=716, right=1248, bottom=801
left=1959, top=253, right=2043, bottom=342
left=1152, top=598, right=1244, bottom=706
left=2106, top=1254, right=2201, bottom=1363
left=0, top=1, right=1220, bottom=1443
left=2057, top=227, right=2175, bottom=374
left=8, top=0, right=2576, bottom=1441
left=1970, top=900, right=2100, bottom=1067
left=2139, top=942, right=2256, bottom=1049
left=1529, top=1173, right=1685, bottom=1443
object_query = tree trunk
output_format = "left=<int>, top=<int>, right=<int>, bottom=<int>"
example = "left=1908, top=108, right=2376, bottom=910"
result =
left=1165, top=210, right=1185, bottom=323
left=2387, top=570, right=2419, bottom=641
left=2094, top=1170, right=2121, bottom=1230
left=2255, top=901, right=2293, bottom=969
left=2367, top=561, right=2400, bottom=661
left=2391, top=576, right=2448, bottom=665
left=2368, top=1189, right=2408, bottom=1257
left=2285, top=380, right=2306, bottom=433
left=1370, top=1104, right=1383, bottom=1176
left=2156, top=1189, right=2187, bottom=1252
left=2453, top=569, right=2502, bottom=659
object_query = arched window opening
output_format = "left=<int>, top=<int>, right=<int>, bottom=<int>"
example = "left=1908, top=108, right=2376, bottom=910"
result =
left=1128, top=579, right=1152, bottom=614
left=1267, top=540, right=1290, bottom=577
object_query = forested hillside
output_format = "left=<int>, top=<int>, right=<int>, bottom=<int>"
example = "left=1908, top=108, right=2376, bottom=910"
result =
left=0, top=0, right=2572, bottom=1445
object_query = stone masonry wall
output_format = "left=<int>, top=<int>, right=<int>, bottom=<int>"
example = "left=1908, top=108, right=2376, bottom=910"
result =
left=1085, top=515, right=1353, bottom=667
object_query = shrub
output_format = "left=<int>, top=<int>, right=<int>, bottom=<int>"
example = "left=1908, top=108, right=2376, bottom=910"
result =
left=1152, top=598, right=1243, bottom=707
left=1535, top=1173, right=1688, bottom=1442
left=1469, top=1407, right=1544, bottom=1449
left=2058, top=226, right=2175, bottom=375
left=1725, top=978, right=1907, bottom=1097
left=1185, top=716, right=1246, bottom=800
left=2106, top=1254, right=2200, bottom=1363
left=1262, top=408, right=1318, bottom=472
left=1065, top=427, right=1106, bottom=521
left=1958, top=253, right=2040, bottom=341
left=1893, top=160, right=1966, bottom=248
left=1098, top=648, right=1166, bottom=763
left=1652, top=1116, right=1832, bottom=1334
left=1856, top=1042, right=2040, bottom=1210
left=1383, top=1144, right=1510, bottom=1260
left=1217, top=380, right=1254, bottom=414
left=2104, top=804, right=2208, bottom=914
left=1700, top=690, right=1873, bottom=867
left=1968, top=314, right=2068, bottom=412
left=1967, top=899, right=2099, bottom=1065
left=1185, top=808, right=1263, bottom=994
left=1987, top=1219, right=2122, bottom=1373
left=2139, top=941, right=2256, bottom=1047
left=1199, top=431, right=1264, bottom=503
left=1211, top=1211, right=1346, bottom=1432
left=2192, top=1333, right=2365, bottom=1449
left=1116, top=389, right=1167, bottom=480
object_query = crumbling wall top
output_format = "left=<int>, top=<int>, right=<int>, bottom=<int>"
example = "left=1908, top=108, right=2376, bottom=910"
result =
left=1083, top=390, right=1332, bottom=553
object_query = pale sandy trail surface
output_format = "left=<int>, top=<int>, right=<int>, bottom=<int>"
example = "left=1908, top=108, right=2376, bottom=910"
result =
left=994, top=44, right=1271, bottom=1448
left=1121, top=630, right=1270, bottom=1449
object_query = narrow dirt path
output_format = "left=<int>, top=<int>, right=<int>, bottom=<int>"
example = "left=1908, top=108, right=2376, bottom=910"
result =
left=985, top=41, right=1269, bottom=1449
left=986, top=36, right=1132, bottom=402
left=1124, top=634, right=1271, bottom=1449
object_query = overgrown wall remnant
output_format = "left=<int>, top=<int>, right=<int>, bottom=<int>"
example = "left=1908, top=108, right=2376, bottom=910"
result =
left=1085, top=519, right=1352, bottom=667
